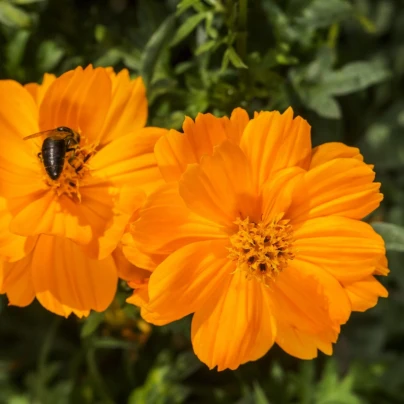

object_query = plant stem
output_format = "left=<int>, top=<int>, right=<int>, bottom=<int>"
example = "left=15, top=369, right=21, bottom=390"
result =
left=237, top=0, right=248, bottom=61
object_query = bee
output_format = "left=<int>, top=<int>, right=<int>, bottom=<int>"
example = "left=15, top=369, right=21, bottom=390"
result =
left=23, top=126, right=81, bottom=180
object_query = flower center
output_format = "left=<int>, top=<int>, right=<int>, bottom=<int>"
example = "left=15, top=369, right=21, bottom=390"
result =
left=228, top=214, right=295, bottom=286
left=41, top=136, right=97, bottom=202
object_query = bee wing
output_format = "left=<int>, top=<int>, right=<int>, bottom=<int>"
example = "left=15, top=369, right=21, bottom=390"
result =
left=23, top=129, right=66, bottom=141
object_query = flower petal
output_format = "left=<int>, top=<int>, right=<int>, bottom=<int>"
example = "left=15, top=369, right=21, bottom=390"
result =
left=0, top=197, right=36, bottom=262
left=342, top=276, right=388, bottom=312
left=288, top=158, right=382, bottom=222
left=98, top=71, right=147, bottom=146
left=293, top=216, right=385, bottom=282
left=113, top=246, right=151, bottom=281
left=261, top=167, right=305, bottom=223
left=155, top=112, right=235, bottom=182
left=39, top=66, right=111, bottom=143
left=310, top=142, right=363, bottom=169
left=0, top=253, right=35, bottom=307
left=91, top=127, right=166, bottom=195
left=239, top=108, right=312, bottom=192
left=25, top=73, right=56, bottom=107
left=179, top=140, right=258, bottom=227
left=275, top=322, right=335, bottom=359
left=131, top=182, right=226, bottom=256
left=191, top=270, right=276, bottom=370
left=145, top=239, right=232, bottom=325
left=31, top=235, right=117, bottom=317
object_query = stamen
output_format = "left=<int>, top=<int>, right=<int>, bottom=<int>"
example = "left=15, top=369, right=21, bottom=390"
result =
left=228, top=215, right=295, bottom=286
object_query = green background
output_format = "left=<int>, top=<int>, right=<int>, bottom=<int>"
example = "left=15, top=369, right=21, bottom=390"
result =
left=0, top=0, right=403, bottom=403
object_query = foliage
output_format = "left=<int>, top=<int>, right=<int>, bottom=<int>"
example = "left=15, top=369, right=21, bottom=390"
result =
left=0, top=0, right=404, bottom=402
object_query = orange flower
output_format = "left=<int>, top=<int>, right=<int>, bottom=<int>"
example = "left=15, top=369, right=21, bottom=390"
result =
left=123, top=108, right=388, bottom=370
left=0, top=66, right=166, bottom=317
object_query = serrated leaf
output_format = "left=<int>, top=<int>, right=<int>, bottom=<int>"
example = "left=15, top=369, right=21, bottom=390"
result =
left=225, top=46, right=248, bottom=69
left=140, top=15, right=176, bottom=87
left=323, top=61, right=391, bottom=96
left=0, top=1, right=31, bottom=28
left=170, top=12, right=209, bottom=46
left=372, top=222, right=404, bottom=252
left=306, top=90, right=341, bottom=119
left=80, top=312, right=104, bottom=338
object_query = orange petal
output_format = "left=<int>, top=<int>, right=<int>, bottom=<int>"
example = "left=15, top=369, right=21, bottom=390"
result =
left=121, top=231, right=166, bottom=270
left=261, top=167, right=305, bottom=223
left=145, top=239, right=232, bottom=325
left=91, top=127, right=167, bottom=195
left=226, top=107, right=250, bottom=144
left=343, top=276, right=388, bottom=312
left=25, top=73, right=56, bottom=106
left=374, top=255, right=389, bottom=276
left=293, top=216, right=385, bottom=283
left=179, top=141, right=257, bottom=227
left=275, top=322, right=335, bottom=359
left=31, top=235, right=117, bottom=317
left=288, top=158, right=382, bottom=222
left=271, top=264, right=338, bottom=336
left=155, top=113, right=233, bottom=182
left=0, top=253, right=35, bottom=307
left=0, top=197, right=37, bottom=262
left=113, top=246, right=151, bottom=281
left=191, top=270, right=276, bottom=370
left=98, top=71, right=147, bottom=146
left=39, top=66, right=111, bottom=143
left=131, top=182, right=226, bottom=256
left=310, top=142, right=363, bottom=169
left=10, top=191, right=93, bottom=245
left=239, top=108, right=312, bottom=192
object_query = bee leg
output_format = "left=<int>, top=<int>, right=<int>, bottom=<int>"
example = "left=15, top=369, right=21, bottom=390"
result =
left=37, top=152, right=43, bottom=161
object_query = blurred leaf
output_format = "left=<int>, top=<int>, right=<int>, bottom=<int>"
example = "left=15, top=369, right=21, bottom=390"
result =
left=176, top=0, right=202, bottom=16
left=140, top=14, right=176, bottom=87
left=306, top=90, right=342, bottom=119
left=5, top=29, right=29, bottom=76
left=252, top=382, right=270, bottom=404
left=170, top=11, right=209, bottom=46
left=10, top=0, right=44, bottom=4
left=372, top=222, right=404, bottom=252
left=36, top=40, right=65, bottom=73
left=297, top=0, right=353, bottom=28
left=195, top=39, right=217, bottom=55
left=223, top=46, right=248, bottom=69
left=80, top=312, right=104, bottom=338
left=323, top=61, right=391, bottom=96
left=0, top=1, right=31, bottom=28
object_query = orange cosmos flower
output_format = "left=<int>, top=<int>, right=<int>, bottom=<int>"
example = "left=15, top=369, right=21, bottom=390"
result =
left=123, top=108, right=389, bottom=370
left=0, top=65, right=166, bottom=317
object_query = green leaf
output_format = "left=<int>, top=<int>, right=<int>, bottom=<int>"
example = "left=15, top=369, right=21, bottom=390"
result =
left=10, top=0, right=44, bottom=4
left=140, top=15, right=176, bottom=87
left=252, top=382, right=270, bottom=404
left=195, top=39, right=217, bottom=55
left=0, top=1, right=31, bottom=28
left=5, top=29, right=30, bottom=75
left=225, top=46, right=248, bottom=69
left=306, top=90, right=341, bottom=119
left=297, top=0, right=353, bottom=29
left=176, top=0, right=202, bottom=16
left=80, top=312, right=104, bottom=338
left=36, top=40, right=65, bottom=72
left=170, top=12, right=209, bottom=46
left=323, top=61, right=391, bottom=96
left=372, top=222, right=404, bottom=252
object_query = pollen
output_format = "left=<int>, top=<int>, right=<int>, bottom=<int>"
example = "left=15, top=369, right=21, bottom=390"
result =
left=228, top=214, right=295, bottom=286
left=44, top=138, right=97, bottom=202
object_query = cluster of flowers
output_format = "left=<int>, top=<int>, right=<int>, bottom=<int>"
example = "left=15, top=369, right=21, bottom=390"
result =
left=0, top=66, right=388, bottom=370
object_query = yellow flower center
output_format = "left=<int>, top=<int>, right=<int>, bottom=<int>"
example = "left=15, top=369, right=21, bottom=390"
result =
left=228, top=214, right=295, bottom=286
left=41, top=136, right=97, bottom=202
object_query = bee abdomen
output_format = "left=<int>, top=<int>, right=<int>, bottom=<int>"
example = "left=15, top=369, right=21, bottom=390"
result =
left=42, top=138, right=66, bottom=180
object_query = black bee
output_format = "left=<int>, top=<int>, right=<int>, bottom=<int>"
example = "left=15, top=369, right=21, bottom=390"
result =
left=23, top=126, right=80, bottom=180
